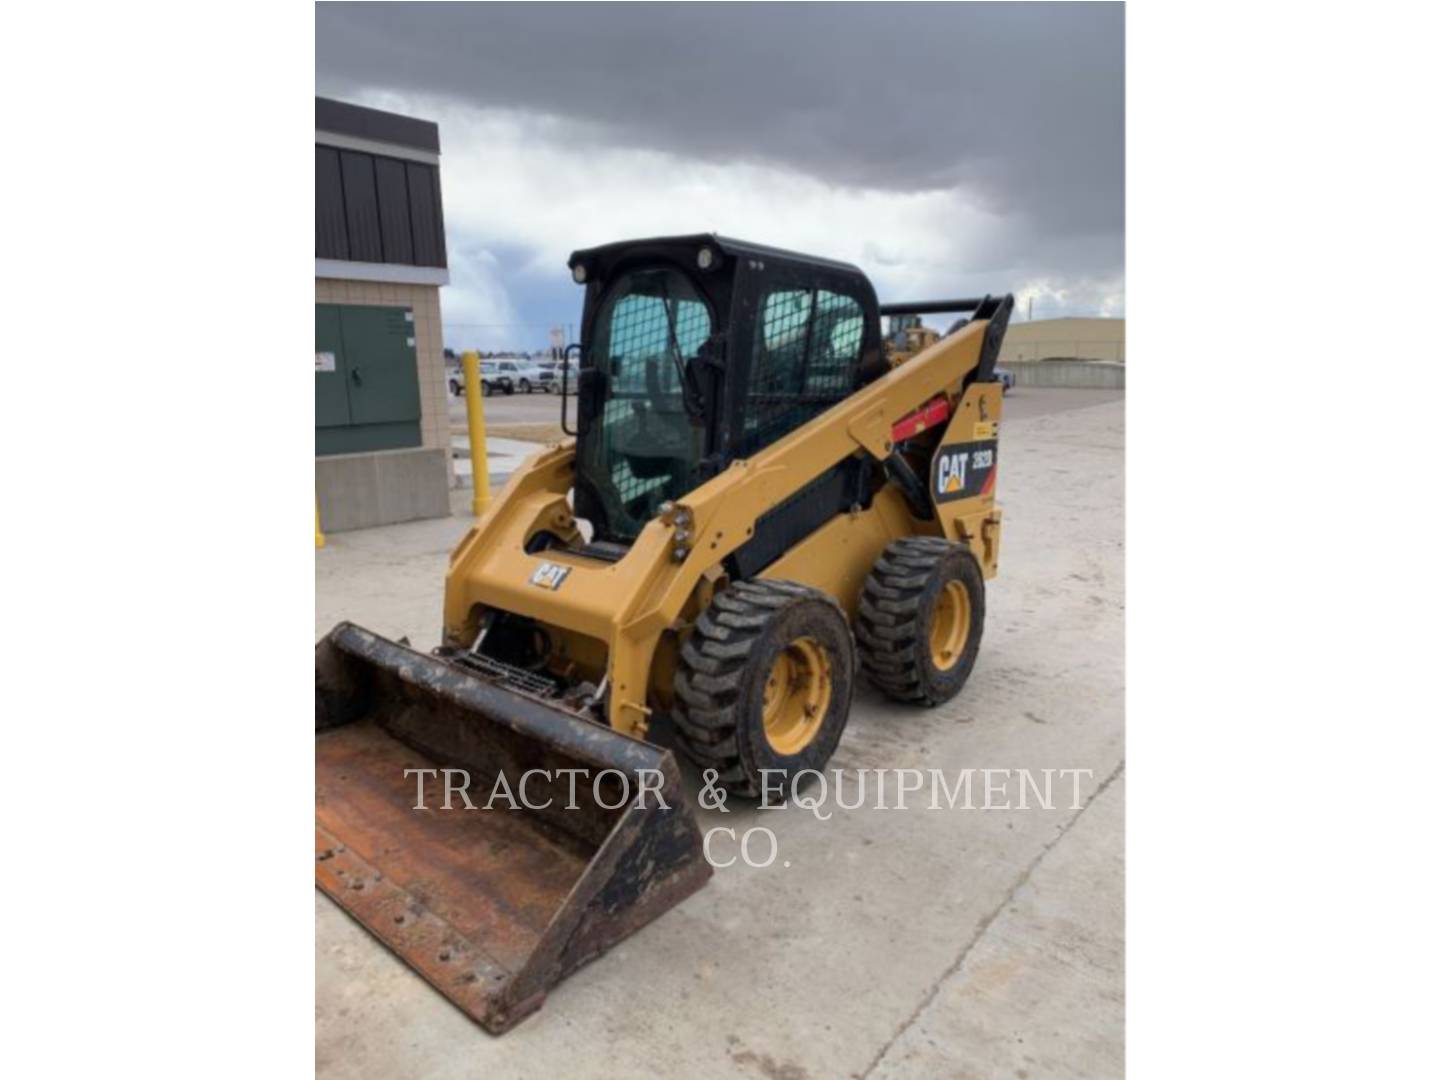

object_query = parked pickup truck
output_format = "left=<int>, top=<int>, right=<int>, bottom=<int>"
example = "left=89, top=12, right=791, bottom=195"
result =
left=449, top=359, right=559, bottom=395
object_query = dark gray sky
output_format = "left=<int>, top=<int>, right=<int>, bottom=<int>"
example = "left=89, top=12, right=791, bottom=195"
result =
left=317, top=2, right=1124, bottom=349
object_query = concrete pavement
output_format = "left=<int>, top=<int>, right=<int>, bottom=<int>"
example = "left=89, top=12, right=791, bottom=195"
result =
left=316, top=391, right=1125, bottom=1079
left=444, top=384, right=1124, bottom=436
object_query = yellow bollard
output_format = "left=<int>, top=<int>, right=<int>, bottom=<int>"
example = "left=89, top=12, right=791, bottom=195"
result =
left=462, top=350, right=492, bottom=516
left=315, top=496, right=326, bottom=549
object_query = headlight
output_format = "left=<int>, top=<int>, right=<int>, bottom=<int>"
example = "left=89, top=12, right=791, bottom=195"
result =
left=697, top=247, right=715, bottom=271
left=572, top=263, right=587, bottom=284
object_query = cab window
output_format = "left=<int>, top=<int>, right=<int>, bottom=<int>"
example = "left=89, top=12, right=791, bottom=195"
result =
left=578, top=267, right=714, bottom=539
left=740, top=288, right=865, bottom=455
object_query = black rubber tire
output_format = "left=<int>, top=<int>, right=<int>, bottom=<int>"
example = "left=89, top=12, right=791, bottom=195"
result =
left=449, top=378, right=461, bottom=396
left=673, top=579, right=855, bottom=799
left=856, top=537, right=985, bottom=706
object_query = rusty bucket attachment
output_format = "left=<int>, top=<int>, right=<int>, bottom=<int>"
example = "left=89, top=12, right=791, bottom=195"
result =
left=315, top=622, right=712, bottom=1034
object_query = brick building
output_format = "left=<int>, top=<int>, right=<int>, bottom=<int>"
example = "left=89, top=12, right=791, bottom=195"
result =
left=315, top=96, right=452, bottom=532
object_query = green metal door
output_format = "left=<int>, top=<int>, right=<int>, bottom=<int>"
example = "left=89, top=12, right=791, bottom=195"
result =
left=315, top=303, right=424, bottom=455
left=315, top=304, right=351, bottom=428
left=341, top=306, right=421, bottom=425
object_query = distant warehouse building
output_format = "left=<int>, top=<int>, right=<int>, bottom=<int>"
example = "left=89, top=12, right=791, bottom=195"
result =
left=315, top=96, right=452, bottom=532
left=997, top=317, right=1126, bottom=365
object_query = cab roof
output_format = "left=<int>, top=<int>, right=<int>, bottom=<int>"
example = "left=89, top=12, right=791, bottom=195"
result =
left=567, top=233, right=867, bottom=280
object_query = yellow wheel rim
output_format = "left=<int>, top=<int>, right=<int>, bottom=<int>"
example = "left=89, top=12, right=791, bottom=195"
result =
left=929, top=580, right=971, bottom=671
left=761, top=636, right=832, bottom=755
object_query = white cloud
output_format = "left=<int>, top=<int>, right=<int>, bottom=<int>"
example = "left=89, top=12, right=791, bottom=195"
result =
left=1014, top=275, right=1128, bottom=322
left=440, top=244, right=526, bottom=351
left=353, top=90, right=1123, bottom=339
left=430, top=104, right=1004, bottom=286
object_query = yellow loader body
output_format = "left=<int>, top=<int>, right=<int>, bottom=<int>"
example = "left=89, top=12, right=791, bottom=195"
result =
left=316, top=234, right=1012, bottom=1033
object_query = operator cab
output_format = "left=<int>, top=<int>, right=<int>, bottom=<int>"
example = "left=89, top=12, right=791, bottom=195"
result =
left=567, top=234, right=885, bottom=545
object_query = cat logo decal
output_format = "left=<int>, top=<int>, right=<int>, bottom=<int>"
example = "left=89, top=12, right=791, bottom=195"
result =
left=930, top=440, right=999, bottom=504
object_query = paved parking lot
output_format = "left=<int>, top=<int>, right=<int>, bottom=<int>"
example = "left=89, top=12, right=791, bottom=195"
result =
left=447, top=384, right=573, bottom=437
left=449, top=384, right=1125, bottom=443
left=319, top=388, right=1125, bottom=1079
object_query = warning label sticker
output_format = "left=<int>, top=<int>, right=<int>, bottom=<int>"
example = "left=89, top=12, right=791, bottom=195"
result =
left=529, top=562, right=571, bottom=590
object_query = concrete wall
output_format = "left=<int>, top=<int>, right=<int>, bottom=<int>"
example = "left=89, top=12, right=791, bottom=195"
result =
left=1005, top=360, right=1126, bottom=390
left=316, top=447, right=450, bottom=532
left=999, top=317, right=1125, bottom=364
left=316, top=277, right=453, bottom=532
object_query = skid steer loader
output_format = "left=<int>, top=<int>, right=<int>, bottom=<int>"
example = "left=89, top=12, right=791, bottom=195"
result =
left=316, top=234, right=1012, bottom=1032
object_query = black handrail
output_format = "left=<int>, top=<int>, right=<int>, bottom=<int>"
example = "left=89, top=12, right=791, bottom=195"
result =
left=878, top=298, right=986, bottom=316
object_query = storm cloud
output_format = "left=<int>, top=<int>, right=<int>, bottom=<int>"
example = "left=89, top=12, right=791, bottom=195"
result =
left=317, top=2, right=1124, bottom=347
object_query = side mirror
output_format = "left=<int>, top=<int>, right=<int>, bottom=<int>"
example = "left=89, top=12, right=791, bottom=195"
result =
left=561, top=342, right=583, bottom=436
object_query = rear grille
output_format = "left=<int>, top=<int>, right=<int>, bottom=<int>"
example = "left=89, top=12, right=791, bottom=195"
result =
left=439, top=648, right=561, bottom=699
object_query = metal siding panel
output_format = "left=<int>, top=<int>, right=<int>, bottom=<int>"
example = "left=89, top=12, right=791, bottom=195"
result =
left=339, top=151, right=384, bottom=262
left=316, top=421, right=422, bottom=456
left=406, top=162, right=444, bottom=267
left=374, top=157, right=414, bottom=265
left=316, top=147, right=349, bottom=260
left=316, top=96, right=441, bottom=154
left=429, top=165, right=448, bottom=267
